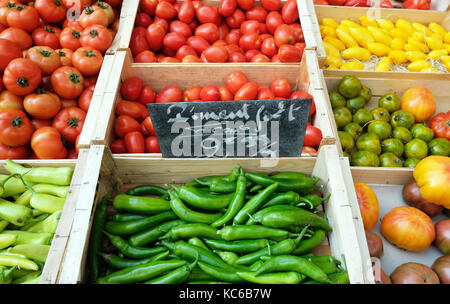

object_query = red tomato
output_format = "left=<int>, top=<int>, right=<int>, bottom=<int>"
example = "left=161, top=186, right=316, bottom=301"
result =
left=218, top=24, right=230, bottom=40
left=281, top=0, right=298, bottom=24
left=226, top=71, right=249, bottom=95
left=353, top=182, right=379, bottom=229
left=228, top=51, right=247, bottom=62
left=6, top=5, right=39, bottom=32
left=78, top=84, right=95, bottom=112
left=79, top=5, right=109, bottom=28
left=212, top=40, right=227, bottom=47
left=194, top=23, right=219, bottom=43
left=155, top=1, right=177, bottom=19
left=162, top=45, right=177, bottom=56
left=160, top=56, right=180, bottom=63
left=156, top=85, right=183, bottom=103
left=135, top=13, right=153, bottom=28
left=240, top=20, right=261, bottom=34
left=218, top=0, right=236, bottom=17
left=188, top=20, right=199, bottom=32
left=130, top=26, right=150, bottom=57
left=124, top=131, right=145, bottom=153
left=146, top=23, right=166, bottom=52
left=196, top=5, right=219, bottom=25
left=145, top=136, right=161, bottom=153
left=274, top=24, right=295, bottom=46
left=32, top=26, right=61, bottom=50
left=0, top=109, right=33, bottom=147
left=200, top=85, right=220, bottom=101
left=289, top=23, right=304, bottom=42
left=72, top=46, right=103, bottom=77
left=3, top=58, right=42, bottom=96
left=261, top=0, right=281, bottom=11
left=26, top=46, right=61, bottom=76
left=0, top=142, right=29, bottom=160
left=0, top=38, right=22, bottom=71
left=257, top=86, right=275, bottom=100
left=134, top=50, right=157, bottom=62
left=170, top=20, right=192, bottom=38
left=140, top=0, right=158, bottom=16
left=57, top=48, right=74, bottom=67
left=224, top=29, right=241, bottom=45
left=115, top=115, right=141, bottom=138
left=251, top=54, right=270, bottom=62
left=302, top=146, right=318, bottom=154
left=178, top=0, right=195, bottom=23
left=121, top=77, right=143, bottom=101
left=0, top=28, right=32, bottom=50
left=224, top=44, right=242, bottom=55
left=163, top=32, right=186, bottom=51
left=23, top=90, right=61, bottom=120
left=59, top=25, right=82, bottom=52
left=182, top=55, right=202, bottom=62
left=52, top=107, right=87, bottom=143
left=84, top=75, right=97, bottom=89
left=225, top=9, right=245, bottom=29
left=246, top=6, right=267, bottom=23
left=265, top=11, right=283, bottom=34
left=202, top=45, right=228, bottom=62
left=290, top=91, right=316, bottom=116
left=186, top=35, right=210, bottom=54
left=184, top=86, right=202, bottom=102
left=271, top=54, right=281, bottom=62
left=35, top=0, right=67, bottom=24
left=429, top=111, right=450, bottom=140
left=61, top=99, right=78, bottom=109
left=138, top=86, right=156, bottom=104
left=261, top=37, right=277, bottom=57
left=30, top=126, right=67, bottom=159
left=236, top=0, right=255, bottom=10
left=239, top=33, right=261, bottom=51
left=31, top=119, right=52, bottom=130
left=245, top=49, right=261, bottom=61
left=142, top=116, right=156, bottom=136
left=80, top=24, right=113, bottom=53
left=234, top=81, right=258, bottom=101
left=219, top=86, right=234, bottom=101
left=304, top=123, right=322, bottom=147
left=116, top=100, right=149, bottom=122
left=278, top=44, right=302, bottom=62
left=271, top=78, right=292, bottom=98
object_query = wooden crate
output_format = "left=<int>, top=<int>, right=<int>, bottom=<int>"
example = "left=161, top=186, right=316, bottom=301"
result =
left=0, top=150, right=89, bottom=284
left=85, top=49, right=338, bottom=157
left=55, top=144, right=373, bottom=284
left=323, top=73, right=450, bottom=173
left=308, top=4, right=450, bottom=79
left=341, top=160, right=448, bottom=278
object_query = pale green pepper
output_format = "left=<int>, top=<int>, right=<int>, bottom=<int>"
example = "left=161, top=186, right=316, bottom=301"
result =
left=0, top=198, right=33, bottom=226
left=0, top=266, right=16, bottom=284
left=0, top=254, right=39, bottom=270
left=4, top=159, right=73, bottom=186
left=8, top=244, right=50, bottom=263
left=24, top=211, right=61, bottom=234
left=12, top=270, right=41, bottom=284
left=0, top=234, right=16, bottom=250
left=0, top=230, right=53, bottom=245
left=30, top=194, right=65, bottom=214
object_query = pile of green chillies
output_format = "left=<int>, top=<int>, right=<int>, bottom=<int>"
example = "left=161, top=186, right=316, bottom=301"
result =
left=0, top=159, right=74, bottom=284
left=90, top=166, right=350, bottom=284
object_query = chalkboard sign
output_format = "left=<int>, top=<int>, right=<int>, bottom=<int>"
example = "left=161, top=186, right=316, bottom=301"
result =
left=147, top=98, right=312, bottom=158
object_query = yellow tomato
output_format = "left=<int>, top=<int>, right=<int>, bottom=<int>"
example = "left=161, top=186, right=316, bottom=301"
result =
left=390, top=28, right=409, bottom=41
left=391, top=38, right=405, bottom=50
left=323, top=36, right=346, bottom=51
left=320, top=25, right=336, bottom=38
left=336, top=28, right=359, bottom=48
left=396, top=19, right=414, bottom=34
left=324, top=56, right=343, bottom=68
left=408, top=60, right=431, bottom=72
left=367, top=26, right=392, bottom=46
left=389, top=50, right=408, bottom=64
left=323, top=41, right=341, bottom=58
left=359, top=16, right=377, bottom=28
left=425, top=36, right=444, bottom=51
left=428, top=22, right=447, bottom=38
left=340, top=19, right=361, bottom=29
left=445, top=32, right=450, bottom=44
left=414, top=156, right=450, bottom=209
left=322, top=18, right=338, bottom=28
left=342, top=47, right=371, bottom=61
left=427, top=49, right=448, bottom=61
left=441, top=55, right=450, bottom=65
left=368, top=42, right=391, bottom=57
left=376, top=56, right=391, bottom=71
left=376, top=19, right=395, bottom=31
left=406, top=51, right=427, bottom=62
left=341, top=61, right=364, bottom=70
left=412, top=31, right=425, bottom=43
left=407, top=38, right=429, bottom=52
left=404, top=43, right=422, bottom=52
left=412, top=22, right=433, bottom=36
left=349, top=27, right=375, bottom=49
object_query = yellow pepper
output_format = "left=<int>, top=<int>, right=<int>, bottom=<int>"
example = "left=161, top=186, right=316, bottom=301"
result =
left=408, top=60, right=431, bottom=72
left=389, top=50, right=408, bottom=64
left=425, top=35, right=444, bottom=51
left=391, top=38, right=405, bottom=50
left=407, top=38, right=429, bottom=52
left=336, top=28, right=359, bottom=48
left=443, top=44, right=450, bottom=53
left=420, top=67, right=438, bottom=73
left=445, top=61, right=450, bottom=71
left=406, top=51, right=427, bottom=62
left=413, top=156, right=450, bottom=209
left=441, top=55, right=450, bottom=65
left=404, top=43, right=422, bottom=52
left=323, top=36, right=346, bottom=51
left=342, top=47, right=371, bottom=61
left=368, top=42, right=391, bottom=57
left=427, top=49, right=448, bottom=61
left=322, top=18, right=338, bottom=28
left=376, top=56, right=391, bottom=71
left=349, top=27, right=375, bottom=49
left=341, top=61, right=364, bottom=70
left=445, top=32, right=450, bottom=44
left=412, top=23, right=433, bottom=36
left=428, top=22, right=447, bottom=38
left=367, top=26, right=392, bottom=46
left=376, top=19, right=395, bottom=31
left=412, top=31, right=425, bottom=43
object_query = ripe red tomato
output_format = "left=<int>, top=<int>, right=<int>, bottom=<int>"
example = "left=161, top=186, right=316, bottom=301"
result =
left=257, top=86, right=275, bottom=100
left=278, top=44, right=302, bottom=62
left=72, top=46, right=103, bottom=77
left=146, top=24, right=166, bottom=52
left=160, top=56, right=180, bottom=63
left=0, top=38, right=22, bottom=71
left=153, top=16, right=169, bottom=32
left=240, top=20, right=261, bottom=34
left=261, top=0, right=281, bottom=11
left=135, top=13, right=153, bottom=28
left=0, top=28, right=32, bottom=50
left=186, top=35, right=210, bottom=54
left=163, top=32, right=186, bottom=51
left=155, top=1, right=177, bottom=19
left=194, top=23, right=219, bottom=43
left=196, top=5, right=219, bottom=24
left=302, top=146, right=318, bottom=154
left=178, top=0, right=195, bottom=23
left=116, top=100, right=149, bottom=122
left=59, top=25, right=82, bottom=51
left=79, top=5, right=109, bottom=28
left=31, top=119, right=52, bottom=130
left=145, top=136, right=161, bottom=153
left=289, top=23, right=304, bottom=42
left=245, top=6, right=267, bottom=22
left=26, top=46, right=61, bottom=76
left=170, top=20, right=192, bottom=38
left=274, top=24, right=295, bottom=46
left=80, top=24, right=113, bottom=53
left=0, top=109, right=33, bottom=147
left=184, top=86, right=202, bottom=102
left=219, top=86, right=233, bottom=101
left=111, top=138, right=127, bottom=153
left=57, top=48, right=73, bottom=67
left=245, top=49, right=261, bottom=61
left=251, top=54, right=270, bottom=62
left=200, top=85, right=220, bottom=101
left=138, top=86, right=156, bottom=104
left=0, top=142, right=29, bottom=160
left=135, top=50, right=157, bottom=63
left=290, top=91, right=316, bottom=116
left=156, top=85, right=183, bottom=103
left=228, top=51, right=247, bottom=62
left=265, top=11, right=284, bottom=34
left=281, top=0, right=298, bottom=24
left=236, top=0, right=255, bottom=10
left=140, top=0, right=158, bottom=16
left=30, top=126, right=67, bottom=159
left=218, top=0, right=236, bottom=17
left=271, top=78, right=292, bottom=98
left=124, top=131, right=145, bottom=153
left=261, top=37, right=277, bottom=57
left=78, top=84, right=95, bottom=112
left=32, top=26, right=61, bottom=50
left=226, top=71, right=249, bottom=94
left=51, top=66, right=84, bottom=99
left=225, top=29, right=241, bottom=45
left=182, top=55, right=202, bottom=62
left=121, top=77, right=143, bottom=101
left=130, top=26, right=150, bottom=57
left=115, top=115, right=141, bottom=138
left=60, top=99, right=78, bottom=109
left=52, top=107, right=86, bottom=143
left=271, top=54, right=281, bottom=62
left=23, top=90, right=61, bottom=120
left=239, top=33, right=261, bottom=51
left=218, top=24, right=230, bottom=40
left=304, top=123, right=323, bottom=147
left=202, top=45, right=228, bottom=62
left=35, top=0, right=67, bottom=24
left=234, top=81, right=258, bottom=101
left=3, top=58, right=42, bottom=96
left=352, top=183, right=379, bottom=230
left=142, top=116, right=156, bottom=136
left=225, top=9, right=245, bottom=29
left=6, top=4, right=39, bottom=32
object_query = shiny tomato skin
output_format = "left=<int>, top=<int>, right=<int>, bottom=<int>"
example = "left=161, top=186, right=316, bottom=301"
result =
left=141, top=116, right=156, bottom=136
left=130, top=26, right=150, bottom=57
left=281, top=0, right=298, bottom=24
left=261, top=37, right=277, bottom=57
left=184, top=86, right=202, bottom=102
left=194, top=23, right=219, bottom=43
left=257, top=86, right=276, bottom=100
left=354, top=182, right=380, bottom=230
left=80, top=24, right=113, bottom=53
left=145, top=136, right=161, bottom=153
left=234, top=81, right=258, bottom=101
left=155, top=1, right=177, bottom=19
left=115, top=115, right=141, bottom=138
left=135, top=12, right=153, bottom=28
left=271, top=78, right=292, bottom=98
left=146, top=24, right=166, bottom=52
left=153, top=17, right=169, bottom=32
left=138, top=86, right=156, bottom=104
left=225, top=9, right=245, bottom=29
left=228, top=51, right=247, bottom=62
left=23, top=91, right=61, bottom=120
left=6, top=5, right=39, bottom=32
left=278, top=44, right=302, bottom=62
left=52, top=107, right=87, bottom=143
left=218, top=24, right=230, bottom=40
left=239, top=33, right=261, bottom=51
left=0, top=142, right=29, bottom=160
left=200, top=85, right=220, bottom=101
left=31, top=26, right=62, bottom=50
left=182, top=55, right=202, bottom=62
left=3, top=58, right=42, bottom=96
left=236, top=0, right=255, bottom=10
left=219, top=86, right=234, bottom=101
left=111, top=138, right=127, bottom=153
left=304, top=123, right=323, bottom=147
left=78, top=84, right=95, bottom=112
left=178, top=0, right=195, bottom=23
left=116, top=100, right=149, bottom=122
left=226, top=71, right=249, bottom=94
left=163, top=32, right=186, bottom=51
left=265, top=11, right=284, bottom=34
left=245, top=6, right=267, bottom=23
left=156, top=85, right=183, bottom=103
left=30, top=126, right=67, bottom=159
left=274, top=24, right=295, bottom=46
left=35, top=0, right=67, bottom=24
left=186, top=35, right=210, bottom=54
left=0, top=109, right=33, bottom=147
left=196, top=5, right=220, bottom=25
left=289, top=23, right=304, bottom=42
left=0, top=28, right=32, bottom=50
left=176, top=45, right=197, bottom=61
left=72, top=46, right=103, bottom=77
left=290, top=91, right=316, bottom=116
left=170, top=20, right=192, bottom=38
left=240, top=20, right=261, bottom=34
left=121, top=77, right=143, bottom=101
left=251, top=54, right=270, bottom=62
left=202, top=45, right=228, bottom=62
left=224, top=29, right=241, bottom=45
left=218, top=0, right=236, bottom=17
left=140, top=0, right=158, bottom=16
left=135, top=50, right=157, bottom=63
left=124, top=131, right=145, bottom=153
left=26, top=46, right=61, bottom=76
left=0, top=38, right=22, bottom=71
left=245, top=49, right=261, bottom=61
left=261, top=0, right=281, bottom=11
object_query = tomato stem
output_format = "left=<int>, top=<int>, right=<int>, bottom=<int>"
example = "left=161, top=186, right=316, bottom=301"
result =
left=16, top=77, right=29, bottom=88
left=68, top=117, right=79, bottom=127
left=89, top=29, right=98, bottom=38
left=69, top=73, right=81, bottom=84
left=84, top=50, right=96, bottom=57
left=54, top=0, right=62, bottom=7
left=84, top=6, right=94, bottom=15
left=40, top=50, right=52, bottom=57
left=72, top=30, right=81, bottom=39
left=11, top=116, right=23, bottom=128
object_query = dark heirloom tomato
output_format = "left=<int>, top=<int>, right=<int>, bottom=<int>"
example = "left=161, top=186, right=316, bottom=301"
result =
left=52, top=107, right=86, bottom=143
left=121, top=77, right=143, bottom=101
left=200, top=85, right=220, bottom=101
left=146, top=24, right=166, bottom=52
left=124, top=131, right=145, bottom=154
left=156, top=85, right=183, bottom=103
left=0, top=142, right=29, bottom=159
left=194, top=23, right=219, bottom=43
left=178, top=0, right=195, bottom=23
left=0, top=109, right=33, bottom=147
left=218, top=0, right=236, bottom=17
left=234, top=81, right=258, bottom=101
left=3, top=58, right=42, bottom=96
left=31, top=126, right=67, bottom=159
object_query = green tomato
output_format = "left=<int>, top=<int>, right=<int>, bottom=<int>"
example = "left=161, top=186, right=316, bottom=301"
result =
left=378, top=93, right=401, bottom=113
left=359, top=85, right=372, bottom=102
left=356, top=133, right=381, bottom=155
left=338, top=131, right=355, bottom=153
left=343, top=122, right=363, bottom=140
left=346, top=96, right=366, bottom=114
left=350, top=150, right=380, bottom=167
left=371, top=107, right=391, bottom=123
left=404, top=138, right=428, bottom=160
left=379, top=152, right=404, bottom=167
left=353, top=108, right=373, bottom=127
left=392, top=126, right=413, bottom=144
left=329, top=92, right=347, bottom=109
left=368, top=120, right=392, bottom=140
left=381, top=138, right=404, bottom=158
left=338, top=75, right=362, bottom=98
left=390, top=110, right=415, bottom=129
left=410, top=123, right=434, bottom=143
left=428, top=138, right=450, bottom=156
left=333, top=106, right=353, bottom=129
left=404, top=158, right=420, bottom=168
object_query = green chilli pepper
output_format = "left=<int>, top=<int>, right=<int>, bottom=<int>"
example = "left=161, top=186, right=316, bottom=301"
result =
left=98, top=250, right=169, bottom=270
left=328, top=271, right=350, bottom=284
left=128, top=219, right=187, bottom=247
left=126, top=185, right=168, bottom=197
left=261, top=191, right=302, bottom=208
left=188, top=281, right=231, bottom=284
left=0, top=266, right=16, bottom=284
left=0, top=254, right=38, bottom=270
left=0, top=174, right=34, bottom=198
left=7, top=244, right=50, bottom=263
left=292, top=229, right=326, bottom=255
left=5, top=159, right=73, bottom=186
left=233, top=182, right=279, bottom=225
left=0, top=198, right=32, bottom=226
left=104, top=211, right=178, bottom=235
left=168, top=190, right=223, bottom=224
left=299, top=193, right=331, bottom=209
left=236, top=271, right=306, bottom=284
left=170, top=185, right=234, bottom=210
left=104, top=231, right=166, bottom=259
left=203, top=239, right=272, bottom=254
left=109, top=213, right=147, bottom=222
left=211, top=172, right=247, bottom=228
left=187, top=266, right=216, bottom=282
left=11, top=270, right=41, bottom=284
left=161, top=223, right=221, bottom=240
left=187, top=237, right=210, bottom=250
left=245, top=172, right=320, bottom=195
left=197, top=261, right=245, bottom=283
left=144, top=259, right=197, bottom=284
left=214, top=250, right=239, bottom=266
left=96, top=259, right=187, bottom=284
left=113, top=194, right=171, bottom=215
left=218, top=225, right=293, bottom=241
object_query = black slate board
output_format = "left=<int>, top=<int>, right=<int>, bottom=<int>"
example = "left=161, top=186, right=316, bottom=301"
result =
left=147, top=98, right=312, bottom=158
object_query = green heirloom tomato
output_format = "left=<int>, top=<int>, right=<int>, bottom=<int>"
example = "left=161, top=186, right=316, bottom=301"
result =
left=359, top=85, right=372, bottom=102
left=378, top=93, right=400, bottom=113
left=404, top=138, right=428, bottom=160
left=346, top=96, right=366, bottom=114
left=343, top=151, right=350, bottom=158
left=390, top=110, right=415, bottom=129
left=403, top=158, right=420, bottom=168
left=379, top=152, right=403, bottom=167
left=381, top=138, right=404, bottom=158
left=338, top=75, right=362, bottom=98
left=338, top=131, right=355, bottom=153
left=351, top=150, right=380, bottom=167
left=356, top=133, right=381, bottom=155
left=392, top=126, right=413, bottom=144
left=333, top=106, right=353, bottom=129
left=329, top=92, right=347, bottom=109
left=410, top=124, right=434, bottom=143
left=353, top=108, right=373, bottom=127
left=428, top=138, right=450, bottom=156
left=371, top=107, right=391, bottom=123
left=343, top=122, right=363, bottom=140
left=368, top=120, right=392, bottom=140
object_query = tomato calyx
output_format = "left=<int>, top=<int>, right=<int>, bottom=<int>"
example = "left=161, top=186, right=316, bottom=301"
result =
left=36, top=88, right=47, bottom=94
left=69, top=73, right=81, bottom=84
left=45, top=27, right=56, bottom=34
left=15, top=5, right=25, bottom=11
left=11, top=116, right=24, bottom=128
left=84, top=6, right=94, bottom=15
left=84, top=50, right=97, bottom=57
left=16, top=77, right=30, bottom=88
left=40, top=50, right=52, bottom=57
left=68, top=117, right=79, bottom=127
left=54, top=0, right=62, bottom=7
left=97, top=1, right=109, bottom=9
left=89, top=29, right=98, bottom=38
left=72, top=30, right=81, bottom=39
left=58, top=50, right=66, bottom=57
left=7, top=2, right=16, bottom=9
